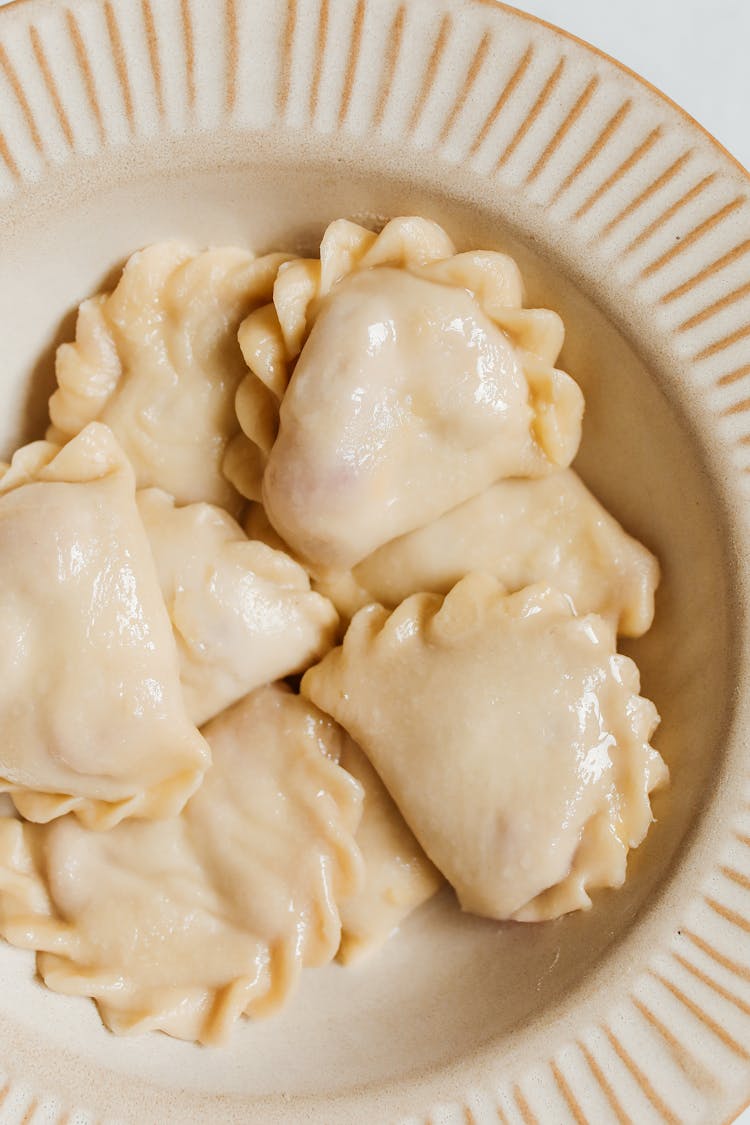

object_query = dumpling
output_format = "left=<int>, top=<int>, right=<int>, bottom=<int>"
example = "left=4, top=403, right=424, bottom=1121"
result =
left=302, top=575, right=667, bottom=921
left=0, top=424, right=209, bottom=827
left=0, top=685, right=363, bottom=1044
left=312, top=470, right=659, bottom=637
left=226, top=217, right=460, bottom=506
left=225, top=217, right=584, bottom=568
left=336, top=741, right=442, bottom=965
left=49, top=242, right=291, bottom=516
left=136, top=488, right=339, bottom=726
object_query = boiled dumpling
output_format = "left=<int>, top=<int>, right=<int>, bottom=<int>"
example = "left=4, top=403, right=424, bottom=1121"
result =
left=302, top=575, right=667, bottom=921
left=137, top=488, right=339, bottom=725
left=0, top=424, right=209, bottom=827
left=337, top=741, right=442, bottom=965
left=225, top=217, right=461, bottom=506
left=312, top=470, right=658, bottom=637
left=0, top=685, right=363, bottom=1044
left=261, top=269, right=581, bottom=569
left=49, top=242, right=291, bottom=516
left=225, top=217, right=584, bottom=568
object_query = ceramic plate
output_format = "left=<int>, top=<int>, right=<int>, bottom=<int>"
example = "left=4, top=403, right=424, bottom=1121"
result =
left=0, top=0, right=749, bottom=1121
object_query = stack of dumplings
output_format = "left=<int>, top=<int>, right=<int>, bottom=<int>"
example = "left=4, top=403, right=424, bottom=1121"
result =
left=0, top=217, right=666, bottom=1045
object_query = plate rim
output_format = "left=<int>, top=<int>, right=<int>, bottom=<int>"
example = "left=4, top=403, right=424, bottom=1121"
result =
left=0, top=0, right=748, bottom=1121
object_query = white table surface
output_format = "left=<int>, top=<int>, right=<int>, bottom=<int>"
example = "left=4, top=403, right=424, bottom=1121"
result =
left=510, top=0, right=750, bottom=171
left=0, top=0, right=746, bottom=1120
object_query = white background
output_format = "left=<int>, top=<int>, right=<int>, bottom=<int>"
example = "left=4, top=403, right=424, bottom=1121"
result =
left=510, top=0, right=750, bottom=172
left=0, top=0, right=747, bottom=1120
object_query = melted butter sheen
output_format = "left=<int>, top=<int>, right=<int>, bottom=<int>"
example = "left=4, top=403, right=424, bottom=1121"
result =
left=302, top=575, right=667, bottom=921
left=0, top=685, right=363, bottom=1045
left=263, top=268, right=583, bottom=569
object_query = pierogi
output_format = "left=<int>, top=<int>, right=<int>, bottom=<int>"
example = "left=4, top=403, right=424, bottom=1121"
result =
left=311, top=470, right=658, bottom=636
left=0, top=424, right=209, bottom=827
left=302, top=575, right=667, bottom=921
left=0, top=686, right=363, bottom=1044
left=137, top=488, right=339, bottom=725
left=50, top=242, right=291, bottom=516
left=0, top=216, right=667, bottom=1042
left=226, top=217, right=584, bottom=568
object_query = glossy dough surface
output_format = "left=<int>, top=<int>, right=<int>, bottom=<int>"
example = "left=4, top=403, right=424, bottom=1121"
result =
left=228, top=218, right=584, bottom=568
left=0, top=424, right=209, bottom=828
left=50, top=242, right=290, bottom=516
left=137, top=488, right=339, bottom=726
left=0, top=686, right=363, bottom=1044
left=302, top=575, right=667, bottom=921
left=313, top=470, right=658, bottom=636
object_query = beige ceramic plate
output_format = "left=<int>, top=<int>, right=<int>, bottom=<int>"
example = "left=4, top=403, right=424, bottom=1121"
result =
left=0, top=0, right=749, bottom=1121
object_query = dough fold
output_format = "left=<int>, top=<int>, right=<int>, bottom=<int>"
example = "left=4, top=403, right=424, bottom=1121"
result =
left=0, top=685, right=363, bottom=1044
left=226, top=217, right=583, bottom=567
left=50, top=242, right=291, bottom=515
left=137, top=488, right=339, bottom=726
left=0, top=423, right=209, bottom=828
left=308, top=470, right=658, bottom=637
left=302, top=575, right=667, bottom=921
